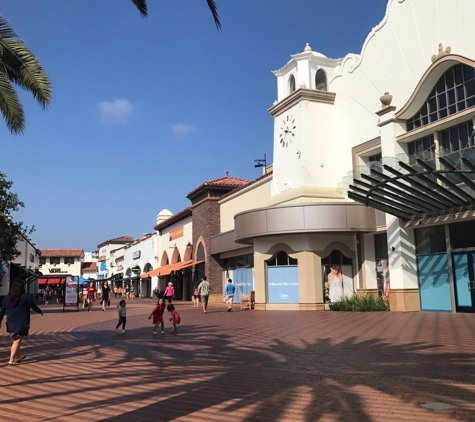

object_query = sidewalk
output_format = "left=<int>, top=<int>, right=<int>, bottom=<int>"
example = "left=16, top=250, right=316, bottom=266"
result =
left=1, top=298, right=475, bottom=421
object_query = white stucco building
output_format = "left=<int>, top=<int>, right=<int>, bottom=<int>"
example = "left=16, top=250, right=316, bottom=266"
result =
left=211, top=0, right=475, bottom=313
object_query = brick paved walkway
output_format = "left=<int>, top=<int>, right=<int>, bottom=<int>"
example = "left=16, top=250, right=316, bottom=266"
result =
left=1, top=299, right=475, bottom=421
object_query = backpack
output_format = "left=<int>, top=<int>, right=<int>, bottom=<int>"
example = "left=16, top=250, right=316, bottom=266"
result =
left=193, top=288, right=199, bottom=296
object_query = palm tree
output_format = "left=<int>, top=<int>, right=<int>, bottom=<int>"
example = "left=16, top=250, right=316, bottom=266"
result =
left=131, top=0, right=221, bottom=29
left=0, top=16, right=51, bottom=135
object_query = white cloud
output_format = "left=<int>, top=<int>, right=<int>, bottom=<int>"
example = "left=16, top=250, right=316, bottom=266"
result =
left=170, top=123, right=195, bottom=137
left=96, top=99, right=133, bottom=123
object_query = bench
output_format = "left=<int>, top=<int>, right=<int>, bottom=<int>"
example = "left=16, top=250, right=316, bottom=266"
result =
left=240, top=290, right=255, bottom=310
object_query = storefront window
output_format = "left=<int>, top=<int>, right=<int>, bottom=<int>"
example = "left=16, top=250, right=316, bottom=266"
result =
left=322, top=250, right=353, bottom=303
left=450, top=220, right=475, bottom=249
left=415, top=226, right=446, bottom=255
left=374, top=234, right=389, bottom=300
left=266, top=251, right=298, bottom=303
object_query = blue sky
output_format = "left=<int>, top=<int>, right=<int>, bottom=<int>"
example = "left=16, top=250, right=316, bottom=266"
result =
left=0, top=0, right=387, bottom=252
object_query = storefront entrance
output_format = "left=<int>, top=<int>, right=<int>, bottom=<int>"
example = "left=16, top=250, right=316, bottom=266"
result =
left=452, top=252, right=475, bottom=313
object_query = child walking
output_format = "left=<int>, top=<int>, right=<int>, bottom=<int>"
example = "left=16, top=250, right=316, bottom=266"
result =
left=167, top=304, right=181, bottom=334
left=115, top=300, right=127, bottom=333
left=148, top=298, right=166, bottom=335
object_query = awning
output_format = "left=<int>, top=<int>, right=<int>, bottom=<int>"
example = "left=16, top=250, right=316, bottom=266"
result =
left=39, top=277, right=65, bottom=286
left=141, top=260, right=199, bottom=278
left=339, top=150, right=475, bottom=221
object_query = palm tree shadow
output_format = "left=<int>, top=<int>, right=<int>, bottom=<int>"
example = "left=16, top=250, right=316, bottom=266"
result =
left=68, top=327, right=475, bottom=421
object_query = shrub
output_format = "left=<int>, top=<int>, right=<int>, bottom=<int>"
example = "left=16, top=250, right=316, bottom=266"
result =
left=329, top=294, right=389, bottom=312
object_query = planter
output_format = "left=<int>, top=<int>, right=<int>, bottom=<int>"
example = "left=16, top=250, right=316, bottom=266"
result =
left=324, top=303, right=331, bottom=311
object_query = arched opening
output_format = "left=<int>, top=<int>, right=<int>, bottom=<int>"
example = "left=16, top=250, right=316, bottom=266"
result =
left=193, top=241, right=206, bottom=292
left=315, top=69, right=327, bottom=91
left=142, top=263, right=153, bottom=298
left=160, top=251, right=169, bottom=267
left=288, top=74, right=296, bottom=94
left=266, top=251, right=298, bottom=304
left=322, top=250, right=353, bottom=303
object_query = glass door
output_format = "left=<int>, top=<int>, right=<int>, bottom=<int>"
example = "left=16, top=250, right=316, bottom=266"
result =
left=452, top=252, right=475, bottom=313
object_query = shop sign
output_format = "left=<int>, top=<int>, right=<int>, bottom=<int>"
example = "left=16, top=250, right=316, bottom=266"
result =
left=169, top=226, right=184, bottom=241
left=49, top=268, right=68, bottom=274
left=133, top=251, right=141, bottom=260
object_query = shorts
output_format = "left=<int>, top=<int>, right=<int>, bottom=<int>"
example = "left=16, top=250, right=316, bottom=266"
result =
left=202, top=295, right=209, bottom=306
left=226, top=295, right=234, bottom=304
left=87, top=295, right=95, bottom=301
left=193, top=294, right=200, bottom=299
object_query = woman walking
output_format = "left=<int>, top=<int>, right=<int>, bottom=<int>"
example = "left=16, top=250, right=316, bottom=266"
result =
left=86, top=281, right=97, bottom=312
left=101, top=281, right=111, bottom=312
left=0, top=281, right=43, bottom=366
left=164, top=282, right=174, bottom=304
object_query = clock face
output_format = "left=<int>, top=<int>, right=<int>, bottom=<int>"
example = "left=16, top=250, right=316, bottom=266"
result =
left=279, top=114, right=296, bottom=148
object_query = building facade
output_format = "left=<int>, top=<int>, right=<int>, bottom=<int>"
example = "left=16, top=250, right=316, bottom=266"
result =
left=212, top=0, right=475, bottom=313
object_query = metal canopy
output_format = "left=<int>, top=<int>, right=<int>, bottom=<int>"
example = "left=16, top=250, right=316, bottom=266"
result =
left=339, top=151, right=475, bottom=221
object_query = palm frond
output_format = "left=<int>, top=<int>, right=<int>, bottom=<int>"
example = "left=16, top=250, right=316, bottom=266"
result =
left=131, top=0, right=148, bottom=17
left=206, top=0, right=221, bottom=30
left=0, top=39, right=52, bottom=108
left=0, top=72, right=24, bottom=134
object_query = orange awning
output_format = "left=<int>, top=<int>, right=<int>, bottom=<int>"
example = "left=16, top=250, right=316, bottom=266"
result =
left=141, top=260, right=201, bottom=278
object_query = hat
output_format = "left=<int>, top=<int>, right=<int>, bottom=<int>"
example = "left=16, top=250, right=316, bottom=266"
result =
left=168, top=282, right=173, bottom=286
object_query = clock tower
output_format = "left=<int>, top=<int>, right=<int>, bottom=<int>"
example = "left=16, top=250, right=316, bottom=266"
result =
left=269, top=43, right=343, bottom=198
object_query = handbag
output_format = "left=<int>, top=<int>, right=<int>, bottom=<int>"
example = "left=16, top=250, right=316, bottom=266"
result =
left=107, top=299, right=110, bottom=307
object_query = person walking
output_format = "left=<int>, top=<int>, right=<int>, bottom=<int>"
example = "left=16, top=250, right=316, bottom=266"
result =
left=115, top=300, right=127, bottom=333
left=148, top=298, right=166, bottom=335
left=124, top=284, right=130, bottom=300
left=44, top=286, right=50, bottom=305
left=113, top=286, right=118, bottom=298
left=0, top=281, right=43, bottom=366
left=192, top=283, right=200, bottom=308
left=86, top=281, right=97, bottom=312
left=164, top=282, right=174, bottom=304
left=117, top=286, right=123, bottom=297
left=197, top=275, right=211, bottom=314
left=130, top=284, right=135, bottom=300
left=224, top=278, right=235, bottom=312
left=167, top=304, right=181, bottom=334
left=101, top=281, right=111, bottom=312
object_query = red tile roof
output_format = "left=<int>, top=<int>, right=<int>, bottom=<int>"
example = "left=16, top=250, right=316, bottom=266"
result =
left=39, top=249, right=84, bottom=258
left=81, top=262, right=98, bottom=272
left=97, top=236, right=137, bottom=248
left=187, top=173, right=249, bottom=199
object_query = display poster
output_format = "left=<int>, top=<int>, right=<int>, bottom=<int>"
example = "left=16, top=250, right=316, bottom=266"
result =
left=64, top=276, right=79, bottom=309
left=223, top=268, right=253, bottom=304
left=323, top=265, right=354, bottom=303
left=376, top=259, right=390, bottom=302
left=267, top=266, right=299, bottom=303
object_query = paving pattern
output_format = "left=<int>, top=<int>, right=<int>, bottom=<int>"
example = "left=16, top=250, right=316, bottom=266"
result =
left=1, top=298, right=475, bottom=421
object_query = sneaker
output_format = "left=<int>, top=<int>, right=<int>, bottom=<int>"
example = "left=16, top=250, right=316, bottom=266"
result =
left=227, top=308, right=231, bottom=312
left=153, top=331, right=157, bottom=335
left=8, top=361, right=18, bottom=366
left=161, top=331, right=165, bottom=335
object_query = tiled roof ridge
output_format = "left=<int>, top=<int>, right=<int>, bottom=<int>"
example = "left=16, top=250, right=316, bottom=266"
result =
left=187, top=174, right=250, bottom=198
left=97, top=236, right=137, bottom=248
left=39, top=248, right=84, bottom=257
left=219, top=170, right=273, bottom=201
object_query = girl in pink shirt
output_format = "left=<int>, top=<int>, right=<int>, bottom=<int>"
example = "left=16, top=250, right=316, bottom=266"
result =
left=167, top=304, right=180, bottom=334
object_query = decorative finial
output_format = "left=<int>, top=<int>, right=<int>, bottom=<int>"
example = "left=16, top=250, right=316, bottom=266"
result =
left=380, top=92, right=393, bottom=106
left=226, top=171, right=229, bottom=177
left=431, top=43, right=451, bottom=62
left=304, top=43, right=312, bottom=52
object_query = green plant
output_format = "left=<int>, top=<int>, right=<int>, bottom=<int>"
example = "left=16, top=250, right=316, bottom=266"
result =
left=329, top=294, right=389, bottom=312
